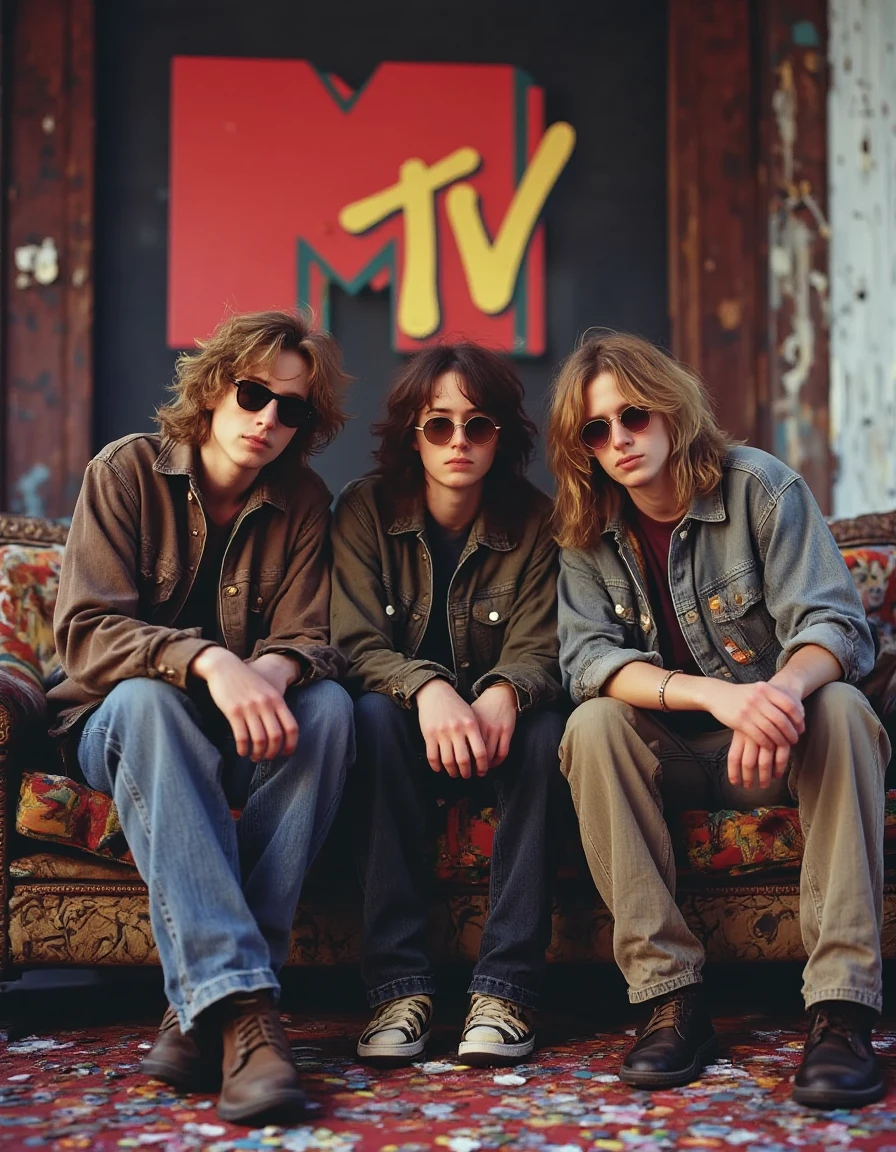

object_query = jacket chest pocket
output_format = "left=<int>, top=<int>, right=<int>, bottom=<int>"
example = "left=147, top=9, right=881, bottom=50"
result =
left=703, top=570, right=775, bottom=666
left=470, top=594, right=513, bottom=664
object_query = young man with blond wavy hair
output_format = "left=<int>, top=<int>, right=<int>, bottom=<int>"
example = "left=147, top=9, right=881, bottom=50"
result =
left=547, top=331, right=888, bottom=1108
left=50, top=310, right=354, bottom=1124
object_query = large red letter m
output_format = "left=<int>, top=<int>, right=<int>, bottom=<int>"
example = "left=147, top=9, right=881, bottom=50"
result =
left=168, top=58, right=564, bottom=354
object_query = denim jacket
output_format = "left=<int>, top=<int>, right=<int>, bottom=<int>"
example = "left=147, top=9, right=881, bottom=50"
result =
left=330, top=475, right=561, bottom=710
left=558, top=445, right=874, bottom=705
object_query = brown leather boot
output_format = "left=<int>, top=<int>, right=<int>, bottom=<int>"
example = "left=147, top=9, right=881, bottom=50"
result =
left=142, top=1004, right=222, bottom=1092
left=216, top=992, right=307, bottom=1125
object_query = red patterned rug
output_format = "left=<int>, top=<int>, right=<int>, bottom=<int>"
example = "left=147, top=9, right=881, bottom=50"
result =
left=1, top=1010, right=896, bottom=1151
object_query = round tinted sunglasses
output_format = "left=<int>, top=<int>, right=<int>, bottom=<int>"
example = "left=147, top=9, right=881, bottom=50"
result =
left=233, top=379, right=317, bottom=429
left=580, top=406, right=651, bottom=450
left=415, top=415, right=501, bottom=446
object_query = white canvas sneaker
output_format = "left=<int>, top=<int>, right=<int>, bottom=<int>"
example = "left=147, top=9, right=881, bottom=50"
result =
left=356, top=994, right=433, bottom=1065
left=457, top=993, right=535, bottom=1066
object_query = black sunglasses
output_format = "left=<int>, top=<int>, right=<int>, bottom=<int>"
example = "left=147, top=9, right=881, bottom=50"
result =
left=580, top=406, right=651, bottom=450
left=233, top=379, right=316, bottom=430
left=414, top=415, right=501, bottom=446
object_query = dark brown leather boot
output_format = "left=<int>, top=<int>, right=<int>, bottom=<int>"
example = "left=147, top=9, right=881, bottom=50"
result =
left=620, top=986, right=717, bottom=1088
left=141, top=1004, right=222, bottom=1092
left=216, top=992, right=307, bottom=1125
left=793, top=1001, right=885, bottom=1108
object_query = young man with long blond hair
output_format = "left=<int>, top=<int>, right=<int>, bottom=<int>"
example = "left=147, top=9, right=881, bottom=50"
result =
left=50, top=310, right=354, bottom=1124
left=546, top=331, right=888, bottom=1107
left=331, top=343, right=565, bottom=1067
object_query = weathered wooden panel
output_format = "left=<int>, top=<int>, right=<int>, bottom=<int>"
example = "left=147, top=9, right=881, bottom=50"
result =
left=3, top=0, right=94, bottom=518
left=828, top=0, right=896, bottom=517
left=762, top=0, right=832, bottom=512
left=668, top=0, right=760, bottom=446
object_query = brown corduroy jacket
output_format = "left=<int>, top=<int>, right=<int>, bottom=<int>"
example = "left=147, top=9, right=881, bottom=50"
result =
left=49, top=433, right=343, bottom=738
left=330, top=475, right=561, bottom=710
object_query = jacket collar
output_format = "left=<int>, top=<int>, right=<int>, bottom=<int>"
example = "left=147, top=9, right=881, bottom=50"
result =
left=386, top=490, right=515, bottom=551
left=153, top=437, right=288, bottom=512
left=603, top=483, right=727, bottom=537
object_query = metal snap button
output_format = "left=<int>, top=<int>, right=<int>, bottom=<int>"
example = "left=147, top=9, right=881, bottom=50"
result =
left=385, top=605, right=395, bottom=616
left=640, top=613, right=651, bottom=630
left=679, top=530, right=688, bottom=540
left=686, top=609, right=698, bottom=623
left=187, top=491, right=194, bottom=502
left=460, top=660, right=470, bottom=669
left=734, top=593, right=744, bottom=605
left=191, top=529, right=199, bottom=536
left=224, top=585, right=239, bottom=597
left=615, top=604, right=625, bottom=616
left=155, top=575, right=165, bottom=584
left=488, top=610, right=500, bottom=621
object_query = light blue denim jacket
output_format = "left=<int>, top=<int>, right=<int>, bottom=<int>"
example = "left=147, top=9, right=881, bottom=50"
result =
left=558, top=446, right=874, bottom=704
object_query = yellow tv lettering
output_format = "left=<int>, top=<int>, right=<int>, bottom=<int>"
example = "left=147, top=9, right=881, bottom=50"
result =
left=339, top=148, right=480, bottom=339
left=446, top=122, right=576, bottom=315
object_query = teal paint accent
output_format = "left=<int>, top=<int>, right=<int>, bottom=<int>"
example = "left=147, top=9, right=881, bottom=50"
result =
left=314, top=67, right=375, bottom=112
left=792, top=20, right=820, bottom=46
left=297, top=237, right=398, bottom=337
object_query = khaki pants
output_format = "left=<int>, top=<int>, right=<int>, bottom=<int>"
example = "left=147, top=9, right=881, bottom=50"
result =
left=559, top=682, right=890, bottom=1011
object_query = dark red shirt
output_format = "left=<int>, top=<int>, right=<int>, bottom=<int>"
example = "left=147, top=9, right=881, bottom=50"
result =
left=630, top=504, right=701, bottom=677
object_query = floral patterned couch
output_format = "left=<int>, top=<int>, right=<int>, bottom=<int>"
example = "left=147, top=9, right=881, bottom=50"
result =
left=2, top=510, right=896, bottom=978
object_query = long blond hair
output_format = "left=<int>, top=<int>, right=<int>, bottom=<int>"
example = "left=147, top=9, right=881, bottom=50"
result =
left=547, top=331, right=732, bottom=549
left=157, top=309, right=349, bottom=462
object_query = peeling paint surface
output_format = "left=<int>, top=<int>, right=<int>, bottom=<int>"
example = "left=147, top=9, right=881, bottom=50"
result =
left=769, top=53, right=831, bottom=486
left=829, top=0, right=896, bottom=516
left=13, top=464, right=51, bottom=517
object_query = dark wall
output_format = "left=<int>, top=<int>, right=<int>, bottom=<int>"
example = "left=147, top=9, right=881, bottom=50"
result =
left=94, top=0, right=667, bottom=496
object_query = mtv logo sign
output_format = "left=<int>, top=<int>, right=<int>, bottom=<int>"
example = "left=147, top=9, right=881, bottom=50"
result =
left=168, top=58, right=574, bottom=355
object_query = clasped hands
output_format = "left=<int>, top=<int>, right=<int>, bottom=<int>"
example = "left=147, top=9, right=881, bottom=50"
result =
left=415, top=677, right=518, bottom=779
left=703, top=677, right=805, bottom=790
left=190, top=647, right=301, bottom=762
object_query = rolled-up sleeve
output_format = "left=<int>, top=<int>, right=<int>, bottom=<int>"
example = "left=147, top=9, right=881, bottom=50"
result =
left=558, top=547, right=661, bottom=705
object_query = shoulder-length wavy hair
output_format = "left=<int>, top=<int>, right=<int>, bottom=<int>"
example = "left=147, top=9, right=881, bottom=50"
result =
left=547, top=331, right=732, bottom=549
left=156, top=309, right=349, bottom=463
left=372, top=342, right=537, bottom=507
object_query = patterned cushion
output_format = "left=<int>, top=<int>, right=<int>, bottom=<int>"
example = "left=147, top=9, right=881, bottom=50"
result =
left=841, top=545, right=896, bottom=645
left=0, top=544, right=64, bottom=689
left=16, top=773, right=134, bottom=864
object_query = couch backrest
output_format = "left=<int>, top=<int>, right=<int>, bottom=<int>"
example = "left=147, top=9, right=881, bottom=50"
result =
left=0, top=515, right=68, bottom=689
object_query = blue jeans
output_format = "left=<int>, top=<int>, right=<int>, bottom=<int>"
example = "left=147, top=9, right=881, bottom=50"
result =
left=78, top=677, right=354, bottom=1030
left=354, top=692, right=566, bottom=1011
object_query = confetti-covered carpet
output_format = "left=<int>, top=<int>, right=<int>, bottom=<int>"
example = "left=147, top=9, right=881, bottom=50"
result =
left=2, top=999, right=896, bottom=1152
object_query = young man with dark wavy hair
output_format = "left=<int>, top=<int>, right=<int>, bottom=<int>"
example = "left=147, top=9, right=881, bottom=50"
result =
left=331, top=343, right=565, bottom=1067
left=546, top=330, right=889, bottom=1108
left=50, top=310, right=355, bottom=1124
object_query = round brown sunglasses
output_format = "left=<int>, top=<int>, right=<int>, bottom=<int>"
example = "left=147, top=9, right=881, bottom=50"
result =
left=580, top=406, right=651, bottom=450
left=415, top=415, right=501, bottom=446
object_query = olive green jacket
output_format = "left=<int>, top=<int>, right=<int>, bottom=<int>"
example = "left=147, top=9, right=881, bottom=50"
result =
left=330, top=475, right=561, bottom=710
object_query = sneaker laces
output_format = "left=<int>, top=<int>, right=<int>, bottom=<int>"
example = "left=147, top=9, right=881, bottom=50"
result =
left=362, top=996, right=431, bottom=1042
left=463, top=995, right=531, bottom=1041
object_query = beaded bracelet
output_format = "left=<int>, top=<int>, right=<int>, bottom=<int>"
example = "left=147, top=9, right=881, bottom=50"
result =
left=658, top=668, right=682, bottom=712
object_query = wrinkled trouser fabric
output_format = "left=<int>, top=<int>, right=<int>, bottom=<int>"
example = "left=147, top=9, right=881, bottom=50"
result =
left=559, top=682, right=889, bottom=1011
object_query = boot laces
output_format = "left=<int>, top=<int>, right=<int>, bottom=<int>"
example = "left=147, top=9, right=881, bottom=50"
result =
left=232, top=1005, right=292, bottom=1068
left=807, top=1005, right=871, bottom=1057
left=641, top=994, right=688, bottom=1041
